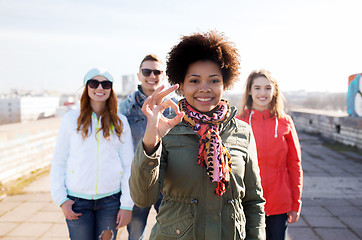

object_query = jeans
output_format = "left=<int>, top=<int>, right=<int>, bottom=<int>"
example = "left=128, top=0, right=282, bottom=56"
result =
left=127, top=193, right=162, bottom=240
left=66, top=192, right=121, bottom=240
left=266, top=213, right=288, bottom=240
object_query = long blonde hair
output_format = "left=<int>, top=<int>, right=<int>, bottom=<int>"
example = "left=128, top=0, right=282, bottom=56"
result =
left=77, top=86, right=123, bottom=141
left=239, top=69, right=285, bottom=118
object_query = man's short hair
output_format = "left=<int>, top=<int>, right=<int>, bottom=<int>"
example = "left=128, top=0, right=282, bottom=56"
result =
left=139, top=54, right=164, bottom=69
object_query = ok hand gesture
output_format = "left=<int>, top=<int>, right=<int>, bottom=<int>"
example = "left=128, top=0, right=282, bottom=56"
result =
left=142, top=84, right=184, bottom=154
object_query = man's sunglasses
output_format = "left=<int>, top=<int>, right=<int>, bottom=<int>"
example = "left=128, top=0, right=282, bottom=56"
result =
left=141, top=69, right=163, bottom=77
left=87, top=79, right=113, bottom=89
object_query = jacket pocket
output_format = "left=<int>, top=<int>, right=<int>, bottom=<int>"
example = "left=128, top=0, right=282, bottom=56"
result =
left=155, top=199, right=195, bottom=239
left=160, top=211, right=194, bottom=238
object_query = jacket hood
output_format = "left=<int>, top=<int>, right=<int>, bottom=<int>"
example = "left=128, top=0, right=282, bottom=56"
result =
left=244, top=108, right=275, bottom=119
left=245, top=109, right=279, bottom=138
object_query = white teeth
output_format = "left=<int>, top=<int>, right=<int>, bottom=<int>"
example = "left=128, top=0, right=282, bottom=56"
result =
left=95, top=93, right=104, bottom=96
left=197, top=98, right=212, bottom=102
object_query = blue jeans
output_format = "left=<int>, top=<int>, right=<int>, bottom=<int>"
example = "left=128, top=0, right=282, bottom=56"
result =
left=127, top=193, right=162, bottom=240
left=66, top=192, right=121, bottom=240
left=266, top=213, right=288, bottom=240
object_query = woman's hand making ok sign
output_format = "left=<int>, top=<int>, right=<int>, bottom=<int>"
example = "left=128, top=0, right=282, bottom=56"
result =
left=141, top=84, right=184, bottom=155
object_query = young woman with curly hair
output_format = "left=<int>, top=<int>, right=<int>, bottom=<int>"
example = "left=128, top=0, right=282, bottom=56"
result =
left=50, top=68, right=134, bottom=240
left=237, top=69, right=303, bottom=240
left=130, top=31, right=266, bottom=240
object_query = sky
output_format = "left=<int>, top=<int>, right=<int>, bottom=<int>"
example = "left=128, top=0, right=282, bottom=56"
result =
left=1, top=0, right=361, bottom=95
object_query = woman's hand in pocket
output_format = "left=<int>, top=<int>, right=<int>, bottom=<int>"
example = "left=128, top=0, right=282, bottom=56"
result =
left=60, top=199, right=82, bottom=221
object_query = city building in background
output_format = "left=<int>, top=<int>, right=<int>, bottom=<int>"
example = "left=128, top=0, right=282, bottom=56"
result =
left=0, top=90, right=79, bottom=125
left=119, top=74, right=137, bottom=98
left=0, top=73, right=141, bottom=125
left=0, top=96, right=20, bottom=124
left=0, top=96, right=59, bottom=124
left=56, top=95, right=78, bottom=117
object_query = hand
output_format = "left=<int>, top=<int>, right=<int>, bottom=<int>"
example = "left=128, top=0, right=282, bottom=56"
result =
left=287, top=210, right=300, bottom=223
left=60, top=199, right=82, bottom=221
left=142, top=84, right=184, bottom=154
left=116, top=209, right=132, bottom=229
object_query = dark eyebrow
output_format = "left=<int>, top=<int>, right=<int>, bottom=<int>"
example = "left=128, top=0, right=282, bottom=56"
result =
left=210, top=74, right=221, bottom=77
left=253, top=84, right=272, bottom=87
left=187, top=74, right=201, bottom=78
left=187, top=73, right=221, bottom=78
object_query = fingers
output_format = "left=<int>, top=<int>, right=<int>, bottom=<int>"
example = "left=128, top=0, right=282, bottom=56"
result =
left=116, top=213, right=122, bottom=229
left=168, top=112, right=185, bottom=128
left=65, top=210, right=82, bottom=221
left=147, top=84, right=179, bottom=106
left=61, top=200, right=82, bottom=221
left=142, top=84, right=179, bottom=117
left=116, top=217, right=126, bottom=229
left=287, top=211, right=299, bottom=223
left=161, top=99, right=181, bottom=115
left=159, top=98, right=184, bottom=128
left=116, top=209, right=132, bottom=229
left=141, top=85, right=166, bottom=115
left=147, top=85, right=165, bottom=109
left=116, top=218, right=130, bottom=229
left=156, top=84, right=179, bottom=103
left=141, top=94, right=152, bottom=115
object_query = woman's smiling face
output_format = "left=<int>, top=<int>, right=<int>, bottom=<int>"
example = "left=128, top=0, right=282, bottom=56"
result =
left=180, top=61, right=224, bottom=113
left=87, top=75, right=111, bottom=104
left=250, top=76, right=275, bottom=111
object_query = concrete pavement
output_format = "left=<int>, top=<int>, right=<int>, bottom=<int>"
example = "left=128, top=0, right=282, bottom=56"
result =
left=0, top=131, right=361, bottom=239
left=286, top=132, right=362, bottom=240
left=0, top=174, right=157, bottom=240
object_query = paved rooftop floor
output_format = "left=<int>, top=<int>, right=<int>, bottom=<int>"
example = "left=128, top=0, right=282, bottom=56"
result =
left=0, top=131, right=361, bottom=239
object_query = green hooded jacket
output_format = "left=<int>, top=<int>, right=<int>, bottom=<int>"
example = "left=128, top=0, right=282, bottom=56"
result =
left=130, top=107, right=265, bottom=240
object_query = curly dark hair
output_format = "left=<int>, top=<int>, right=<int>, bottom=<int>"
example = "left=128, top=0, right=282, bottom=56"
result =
left=166, top=31, right=240, bottom=90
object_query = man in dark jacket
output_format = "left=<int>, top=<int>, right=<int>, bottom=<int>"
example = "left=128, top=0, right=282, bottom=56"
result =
left=119, top=54, right=175, bottom=240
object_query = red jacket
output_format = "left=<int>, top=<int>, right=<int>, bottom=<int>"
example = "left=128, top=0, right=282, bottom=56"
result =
left=237, top=109, right=303, bottom=215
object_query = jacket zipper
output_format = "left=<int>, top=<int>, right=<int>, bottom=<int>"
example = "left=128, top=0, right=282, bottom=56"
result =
left=96, top=118, right=100, bottom=195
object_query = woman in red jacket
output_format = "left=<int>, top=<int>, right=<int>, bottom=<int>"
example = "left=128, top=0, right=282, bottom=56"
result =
left=237, top=69, right=303, bottom=240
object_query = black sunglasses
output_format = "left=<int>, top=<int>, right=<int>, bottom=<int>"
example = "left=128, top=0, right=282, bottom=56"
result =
left=141, top=68, right=163, bottom=77
left=87, top=79, right=113, bottom=89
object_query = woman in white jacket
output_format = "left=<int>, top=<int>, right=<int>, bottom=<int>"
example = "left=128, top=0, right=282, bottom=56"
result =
left=50, top=68, right=134, bottom=240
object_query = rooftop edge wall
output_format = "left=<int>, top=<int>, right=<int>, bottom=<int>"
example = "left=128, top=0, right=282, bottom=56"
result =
left=289, top=109, right=362, bottom=150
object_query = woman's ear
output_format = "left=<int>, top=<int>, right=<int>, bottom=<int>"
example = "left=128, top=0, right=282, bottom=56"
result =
left=179, top=83, right=184, bottom=96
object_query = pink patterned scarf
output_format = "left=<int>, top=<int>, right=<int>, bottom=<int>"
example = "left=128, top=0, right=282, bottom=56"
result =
left=178, top=98, right=232, bottom=196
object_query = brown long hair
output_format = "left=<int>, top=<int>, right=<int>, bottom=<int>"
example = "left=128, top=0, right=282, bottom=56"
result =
left=240, top=69, right=285, bottom=118
left=77, top=86, right=123, bottom=141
